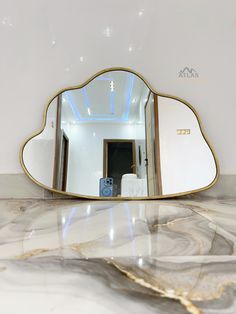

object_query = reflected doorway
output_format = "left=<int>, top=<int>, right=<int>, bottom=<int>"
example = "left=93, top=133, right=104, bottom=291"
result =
left=59, top=132, right=69, bottom=191
left=103, top=140, right=136, bottom=196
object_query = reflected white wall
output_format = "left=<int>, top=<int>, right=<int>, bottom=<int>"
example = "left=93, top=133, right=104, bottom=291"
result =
left=158, top=96, right=216, bottom=194
left=23, top=99, right=57, bottom=187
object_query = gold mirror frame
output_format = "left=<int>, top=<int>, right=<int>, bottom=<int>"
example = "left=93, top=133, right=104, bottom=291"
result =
left=20, top=67, right=219, bottom=200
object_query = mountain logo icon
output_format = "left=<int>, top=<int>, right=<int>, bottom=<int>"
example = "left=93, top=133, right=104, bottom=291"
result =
left=179, top=67, right=199, bottom=78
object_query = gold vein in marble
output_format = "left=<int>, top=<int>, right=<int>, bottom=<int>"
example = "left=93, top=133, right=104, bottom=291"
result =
left=15, top=248, right=53, bottom=260
left=152, top=216, right=191, bottom=227
left=70, top=241, right=97, bottom=253
left=107, top=260, right=202, bottom=314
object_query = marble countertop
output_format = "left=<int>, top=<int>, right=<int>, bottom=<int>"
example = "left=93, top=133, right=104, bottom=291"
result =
left=0, top=198, right=236, bottom=314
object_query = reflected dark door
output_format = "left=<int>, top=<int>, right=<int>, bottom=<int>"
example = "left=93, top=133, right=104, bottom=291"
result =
left=104, top=140, right=136, bottom=196
left=58, top=132, right=69, bottom=191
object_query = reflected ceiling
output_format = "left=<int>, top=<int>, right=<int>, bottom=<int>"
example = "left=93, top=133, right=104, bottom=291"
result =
left=61, top=72, right=149, bottom=124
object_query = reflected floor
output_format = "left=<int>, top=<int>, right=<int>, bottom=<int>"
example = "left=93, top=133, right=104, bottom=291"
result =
left=0, top=198, right=236, bottom=314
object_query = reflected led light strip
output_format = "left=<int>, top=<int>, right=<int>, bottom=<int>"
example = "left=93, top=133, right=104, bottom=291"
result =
left=81, top=79, right=116, bottom=117
left=65, top=73, right=135, bottom=122
left=109, top=87, right=115, bottom=114
left=81, top=88, right=90, bottom=109
left=123, top=73, right=135, bottom=121
left=65, top=90, right=118, bottom=122
left=64, top=91, right=81, bottom=120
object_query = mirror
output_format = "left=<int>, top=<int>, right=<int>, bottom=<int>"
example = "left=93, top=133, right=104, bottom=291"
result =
left=21, top=68, right=218, bottom=199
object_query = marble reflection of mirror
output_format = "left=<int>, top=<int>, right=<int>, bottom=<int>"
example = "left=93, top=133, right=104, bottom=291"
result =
left=22, top=69, right=218, bottom=199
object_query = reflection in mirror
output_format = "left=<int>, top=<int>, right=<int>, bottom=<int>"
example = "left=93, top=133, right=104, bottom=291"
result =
left=22, top=69, right=218, bottom=198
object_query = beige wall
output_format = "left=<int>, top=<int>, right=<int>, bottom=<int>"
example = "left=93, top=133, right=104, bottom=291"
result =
left=0, top=0, right=236, bottom=175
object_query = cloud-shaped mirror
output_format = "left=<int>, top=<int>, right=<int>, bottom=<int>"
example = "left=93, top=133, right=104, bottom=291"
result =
left=20, top=68, right=218, bottom=199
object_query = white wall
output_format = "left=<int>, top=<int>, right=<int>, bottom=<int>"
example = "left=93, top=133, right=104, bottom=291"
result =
left=62, top=123, right=145, bottom=196
left=0, top=0, right=236, bottom=175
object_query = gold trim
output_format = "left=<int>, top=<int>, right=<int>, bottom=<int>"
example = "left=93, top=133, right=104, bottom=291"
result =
left=19, top=67, right=219, bottom=200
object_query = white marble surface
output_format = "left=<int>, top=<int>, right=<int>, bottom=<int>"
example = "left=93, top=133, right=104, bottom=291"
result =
left=0, top=198, right=236, bottom=314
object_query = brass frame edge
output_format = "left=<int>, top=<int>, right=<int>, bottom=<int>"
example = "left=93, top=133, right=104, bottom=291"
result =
left=19, top=67, right=220, bottom=200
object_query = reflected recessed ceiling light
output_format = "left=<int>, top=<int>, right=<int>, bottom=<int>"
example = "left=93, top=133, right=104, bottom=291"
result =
left=103, top=27, right=112, bottom=37
left=87, top=108, right=91, bottom=115
left=128, top=46, right=133, bottom=52
left=79, top=56, right=84, bottom=62
left=132, top=98, right=136, bottom=104
left=110, top=80, right=114, bottom=92
left=51, top=40, right=56, bottom=46
left=138, top=11, right=143, bottom=16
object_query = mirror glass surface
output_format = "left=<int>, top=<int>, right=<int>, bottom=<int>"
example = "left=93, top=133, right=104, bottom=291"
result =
left=22, top=70, right=217, bottom=198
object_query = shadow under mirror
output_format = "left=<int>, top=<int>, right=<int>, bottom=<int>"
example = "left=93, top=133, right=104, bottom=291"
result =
left=22, top=69, right=218, bottom=199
